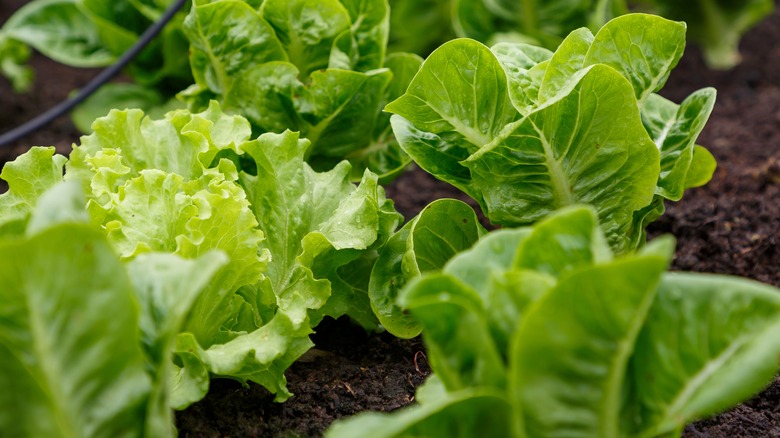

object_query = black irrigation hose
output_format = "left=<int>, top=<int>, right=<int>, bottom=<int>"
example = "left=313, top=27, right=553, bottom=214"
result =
left=0, top=0, right=188, bottom=148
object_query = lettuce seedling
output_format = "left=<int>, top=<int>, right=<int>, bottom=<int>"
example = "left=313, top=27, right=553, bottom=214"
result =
left=180, top=0, right=423, bottom=182
left=387, top=13, right=716, bottom=254
left=327, top=205, right=780, bottom=438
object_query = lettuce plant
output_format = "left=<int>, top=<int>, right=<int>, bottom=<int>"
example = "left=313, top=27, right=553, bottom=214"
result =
left=454, top=0, right=627, bottom=49
left=180, top=0, right=422, bottom=181
left=327, top=205, right=780, bottom=438
left=0, top=35, right=31, bottom=92
left=450, top=0, right=772, bottom=69
left=646, top=0, right=774, bottom=69
left=387, top=13, right=717, bottom=254
left=0, top=102, right=401, bottom=411
left=387, top=0, right=455, bottom=55
left=0, top=0, right=192, bottom=128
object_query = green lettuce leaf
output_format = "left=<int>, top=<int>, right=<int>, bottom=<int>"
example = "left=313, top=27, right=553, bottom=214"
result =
left=65, top=104, right=357, bottom=404
left=0, top=147, right=67, bottom=236
left=184, top=0, right=287, bottom=95
left=369, top=198, right=485, bottom=338
left=402, top=273, right=508, bottom=391
left=346, top=52, right=423, bottom=182
left=169, top=128, right=401, bottom=404
left=331, top=0, right=390, bottom=71
left=65, top=104, right=268, bottom=350
left=128, top=250, right=229, bottom=435
left=641, top=89, right=717, bottom=200
left=490, top=41, right=553, bottom=115
left=684, top=145, right=717, bottom=189
left=631, top=274, right=780, bottom=436
left=262, top=0, right=351, bottom=77
left=325, top=387, right=513, bottom=438
left=0, top=222, right=154, bottom=437
left=0, top=179, right=232, bottom=436
left=240, top=129, right=402, bottom=329
left=582, top=14, right=686, bottom=103
left=511, top=251, right=671, bottom=437
left=1, top=0, right=114, bottom=67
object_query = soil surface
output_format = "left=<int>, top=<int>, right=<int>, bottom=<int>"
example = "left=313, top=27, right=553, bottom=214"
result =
left=1, top=1, right=779, bottom=436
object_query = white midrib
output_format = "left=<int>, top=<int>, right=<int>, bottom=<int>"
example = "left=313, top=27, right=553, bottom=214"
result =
left=641, top=338, right=747, bottom=437
left=601, top=283, right=660, bottom=438
left=274, top=187, right=295, bottom=297
left=638, top=40, right=685, bottom=105
left=28, top=289, right=78, bottom=438
left=199, top=20, right=231, bottom=95
left=424, top=69, right=492, bottom=148
left=652, top=118, right=675, bottom=151
left=533, top=120, right=574, bottom=208
left=306, top=75, right=371, bottom=155
left=466, top=116, right=574, bottom=208
left=447, top=115, right=492, bottom=148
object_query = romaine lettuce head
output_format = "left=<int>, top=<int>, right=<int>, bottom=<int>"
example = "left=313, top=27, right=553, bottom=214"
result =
left=327, top=206, right=780, bottom=438
left=387, top=13, right=716, bottom=254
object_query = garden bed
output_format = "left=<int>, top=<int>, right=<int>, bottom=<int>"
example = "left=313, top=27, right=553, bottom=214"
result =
left=1, top=1, right=778, bottom=436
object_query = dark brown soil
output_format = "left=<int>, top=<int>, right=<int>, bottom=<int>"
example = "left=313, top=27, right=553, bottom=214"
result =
left=1, top=0, right=778, bottom=436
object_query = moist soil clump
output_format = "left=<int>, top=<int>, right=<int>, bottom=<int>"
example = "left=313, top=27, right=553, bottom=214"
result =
left=0, top=1, right=778, bottom=436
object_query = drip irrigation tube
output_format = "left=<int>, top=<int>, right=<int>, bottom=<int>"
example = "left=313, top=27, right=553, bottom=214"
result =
left=0, top=0, right=188, bottom=148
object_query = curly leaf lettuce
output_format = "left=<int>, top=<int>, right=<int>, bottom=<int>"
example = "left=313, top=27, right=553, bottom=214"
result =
left=388, top=14, right=715, bottom=254
left=0, top=146, right=68, bottom=236
left=327, top=206, right=780, bottom=438
left=0, top=101, right=401, bottom=406
left=65, top=103, right=268, bottom=352
left=240, top=129, right=402, bottom=333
